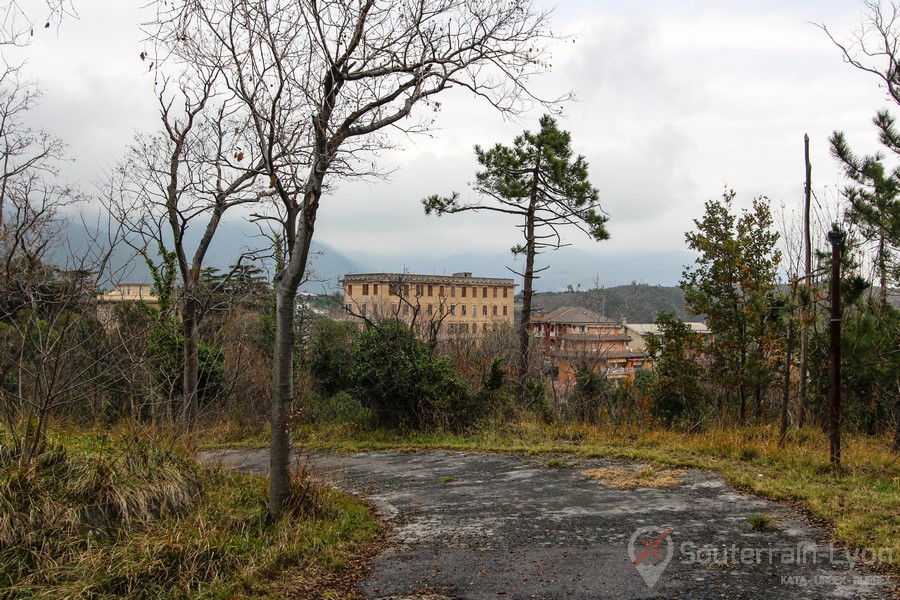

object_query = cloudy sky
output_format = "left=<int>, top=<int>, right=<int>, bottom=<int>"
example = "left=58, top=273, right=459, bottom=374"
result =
left=9, top=0, right=895, bottom=287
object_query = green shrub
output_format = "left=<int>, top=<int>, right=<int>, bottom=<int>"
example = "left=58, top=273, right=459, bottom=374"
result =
left=146, top=324, right=226, bottom=409
left=350, top=319, right=476, bottom=430
left=305, top=319, right=358, bottom=395
left=317, top=391, right=370, bottom=424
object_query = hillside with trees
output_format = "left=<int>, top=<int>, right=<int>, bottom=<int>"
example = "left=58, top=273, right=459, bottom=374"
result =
left=527, top=284, right=699, bottom=323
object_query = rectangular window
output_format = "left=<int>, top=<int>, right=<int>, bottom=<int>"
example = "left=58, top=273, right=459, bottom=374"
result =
left=439, top=285, right=445, bottom=296
left=428, top=284, right=433, bottom=296
left=450, top=305, right=456, bottom=315
left=472, top=304, right=476, bottom=316
left=493, top=286, right=498, bottom=298
left=449, top=323, right=456, bottom=334
left=482, top=286, right=488, bottom=297
left=345, top=303, right=352, bottom=312
left=503, top=287, right=508, bottom=298
left=428, top=303, right=434, bottom=316
left=416, top=284, right=424, bottom=295
left=389, top=283, right=400, bottom=296
left=472, top=286, right=476, bottom=298
left=503, top=305, right=508, bottom=316
left=402, top=304, right=409, bottom=316
left=482, top=323, right=488, bottom=333
left=392, top=303, right=399, bottom=315
left=450, top=286, right=456, bottom=298
left=492, top=305, right=498, bottom=316
left=462, top=286, right=467, bottom=298
left=347, top=284, right=353, bottom=295
left=462, top=323, right=469, bottom=334
left=403, top=284, right=409, bottom=295
left=373, top=283, right=378, bottom=295
left=482, top=305, right=487, bottom=316
left=461, top=305, right=467, bottom=316
left=362, top=283, right=369, bottom=295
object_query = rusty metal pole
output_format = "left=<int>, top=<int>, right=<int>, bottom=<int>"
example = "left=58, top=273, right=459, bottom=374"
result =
left=827, top=227, right=845, bottom=468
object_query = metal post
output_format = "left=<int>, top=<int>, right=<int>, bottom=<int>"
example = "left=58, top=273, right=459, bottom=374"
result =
left=827, top=227, right=845, bottom=468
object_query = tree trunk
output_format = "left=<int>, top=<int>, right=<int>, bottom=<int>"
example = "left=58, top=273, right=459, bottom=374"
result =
left=878, top=230, right=887, bottom=313
left=517, top=157, right=540, bottom=405
left=268, top=181, right=321, bottom=519
left=182, top=294, right=200, bottom=424
left=779, top=319, right=794, bottom=446
left=800, top=133, right=812, bottom=428
left=269, top=282, right=295, bottom=518
left=518, top=206, right=536, bottom=404
left=738, top=348, right=747, bottom=423
left=893, top=401, right=900, bottom=453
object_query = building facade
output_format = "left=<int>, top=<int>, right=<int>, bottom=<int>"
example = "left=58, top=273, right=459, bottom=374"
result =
left=96, top=282, right=159, bottom=327
left=622, top=320, right=712, bottom=357
left=342, top=272, right=516, bottom=337
left=529, top=306, right=647, bottom=385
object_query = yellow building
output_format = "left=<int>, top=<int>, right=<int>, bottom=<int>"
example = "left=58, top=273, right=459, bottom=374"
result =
left=342, top=272, right=516, bottom=337
left=96, top=282, right=159, bottom=327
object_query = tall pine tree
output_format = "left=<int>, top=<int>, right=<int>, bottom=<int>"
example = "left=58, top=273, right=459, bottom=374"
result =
left=424, top=115, right=608, bottom=400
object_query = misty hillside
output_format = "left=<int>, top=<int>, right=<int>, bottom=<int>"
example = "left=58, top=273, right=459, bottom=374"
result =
left=527, top=284, right=700, bottom=324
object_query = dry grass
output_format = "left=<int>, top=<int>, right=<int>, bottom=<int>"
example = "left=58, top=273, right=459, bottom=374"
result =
left=0, top=430, right=381, bottom=598
left=581, top=465, right=684, bottom=489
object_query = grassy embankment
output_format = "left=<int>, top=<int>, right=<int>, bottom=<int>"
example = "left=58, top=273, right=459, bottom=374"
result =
left=203, top=419, right=900, bottom=572
left=0, top=429, right=380, bottom=598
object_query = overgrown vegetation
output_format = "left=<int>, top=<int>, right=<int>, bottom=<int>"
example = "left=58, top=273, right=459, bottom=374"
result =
left=0, top=431, right=379, bottom=598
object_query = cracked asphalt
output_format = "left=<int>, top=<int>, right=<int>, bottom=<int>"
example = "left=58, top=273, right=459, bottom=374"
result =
left=198, top=449, right=897, bottom=599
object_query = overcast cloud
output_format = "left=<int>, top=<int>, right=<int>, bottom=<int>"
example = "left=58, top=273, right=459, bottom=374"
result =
left=8, top=0, right=895, bottom=287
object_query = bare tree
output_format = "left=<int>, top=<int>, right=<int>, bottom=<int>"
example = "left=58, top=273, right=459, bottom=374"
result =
left=0, top=1, right=77, bottom=46
left=110, top=63, right=267, bottom=425
left=0, top=69, right=134, bottom=467
left=153, top=0, right=563, bottom=517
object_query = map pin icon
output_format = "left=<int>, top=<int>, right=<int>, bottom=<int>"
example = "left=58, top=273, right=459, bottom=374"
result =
left=628, top=525, right=675, bottom=588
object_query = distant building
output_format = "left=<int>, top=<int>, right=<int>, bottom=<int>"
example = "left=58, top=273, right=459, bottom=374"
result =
left=622, top=320, right=712, bottom=357
left=96, top=282, right=159, bottom=327
left=529, top=306, right=647, bottom=385
left=342, top=272, right=516, bottom=337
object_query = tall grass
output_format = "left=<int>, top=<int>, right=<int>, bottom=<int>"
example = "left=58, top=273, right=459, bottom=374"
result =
left=0, top=432, right=380, bottom=598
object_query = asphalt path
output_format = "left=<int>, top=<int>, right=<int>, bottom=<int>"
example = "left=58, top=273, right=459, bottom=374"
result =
left=198, top=449, right=897, bottom=599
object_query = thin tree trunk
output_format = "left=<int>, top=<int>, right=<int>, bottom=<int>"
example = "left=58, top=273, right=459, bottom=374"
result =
left=779, top=319, right=794, bottom=446
left=182, top=295, right=200, bottom=424
left=517, top=156, right=540, bottom=405
left=878, top=230, right=887, bottom=313
left=518, top=204, right=536, bottom=403
left=893, top=399, right=900, bottom=453
left=800, top=133, right=812, bottom=428
left=738, top=348, right=747, bottom=423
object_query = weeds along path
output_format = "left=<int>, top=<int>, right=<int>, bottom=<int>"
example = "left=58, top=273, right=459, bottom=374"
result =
left=199, top=449, right=897, bottom=599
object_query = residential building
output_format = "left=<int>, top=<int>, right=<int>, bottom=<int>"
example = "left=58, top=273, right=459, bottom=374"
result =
left=342, top=272, right=516, bottom=337
left=96, top=282, right=159, bottom=327
left=529, top=306, right=647, bottom=385
left=622, top=320, right=712, bottom=358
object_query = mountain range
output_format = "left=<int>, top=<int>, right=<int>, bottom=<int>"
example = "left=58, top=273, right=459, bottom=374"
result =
left=59, top=215, right=697, bottom=293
